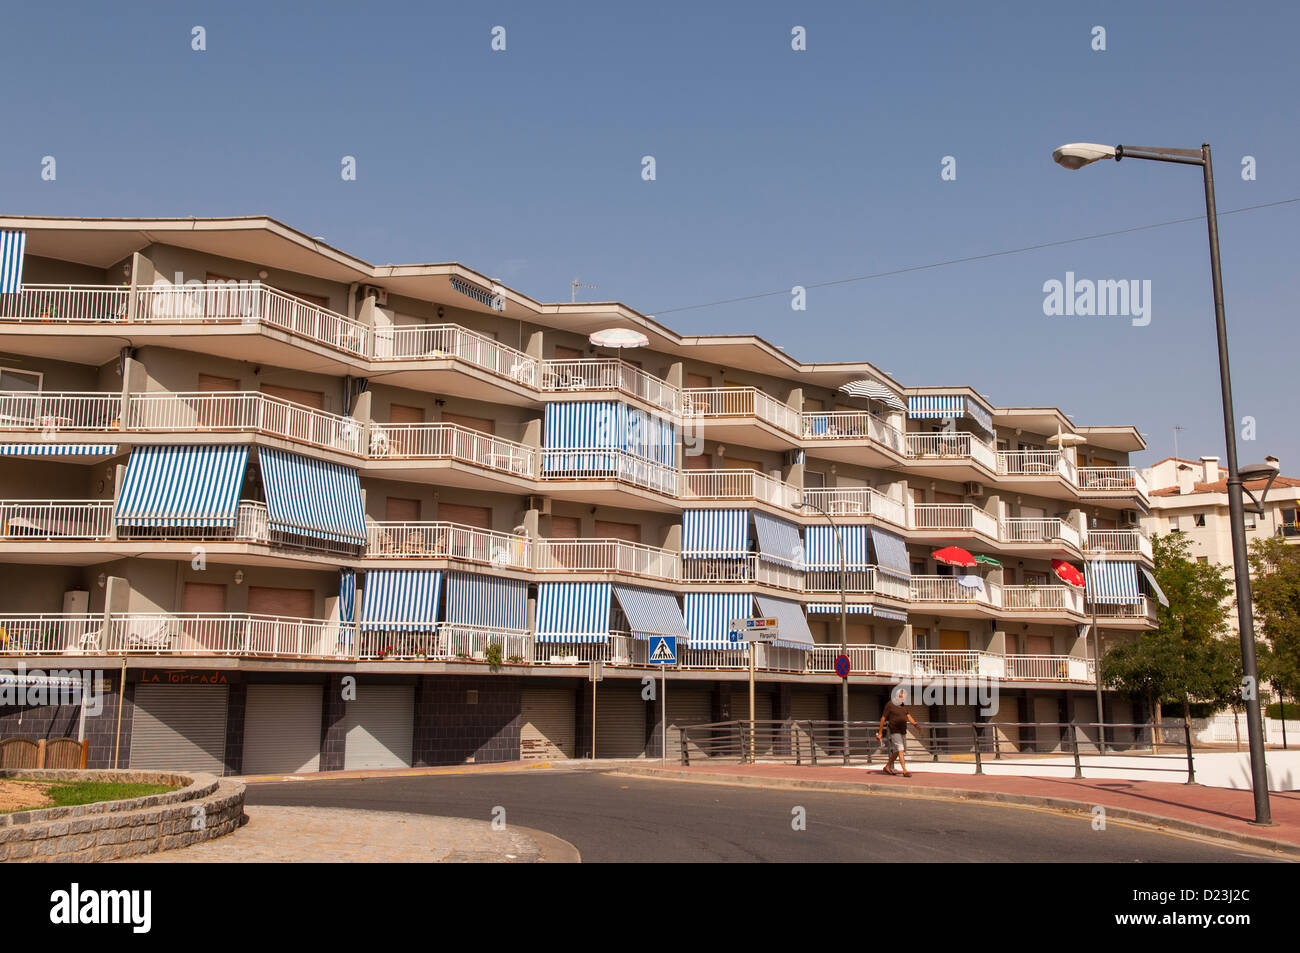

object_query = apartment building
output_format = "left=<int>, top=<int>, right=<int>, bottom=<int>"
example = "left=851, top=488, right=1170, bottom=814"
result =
left=1142, top=455, right=1300, bottom=633
left=0, top=216, right=1159, bottom=775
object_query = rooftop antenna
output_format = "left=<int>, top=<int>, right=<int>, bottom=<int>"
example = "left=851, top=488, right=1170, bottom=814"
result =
left=571, top=278, right=597, bottom=303
left=1173, top=424, right=1185, bottom=461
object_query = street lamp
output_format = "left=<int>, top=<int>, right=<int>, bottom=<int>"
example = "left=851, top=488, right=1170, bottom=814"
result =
left=794, top=498, right=850, bottom=764
left=1053, top=140, right=1273, bottom=825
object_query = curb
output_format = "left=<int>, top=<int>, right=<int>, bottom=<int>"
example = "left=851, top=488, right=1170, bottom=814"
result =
left=611, top=766, right=1300, bottom=859
left=515, top=825, right=581, bottom=863
left=238, top=761, right=559, bottom=784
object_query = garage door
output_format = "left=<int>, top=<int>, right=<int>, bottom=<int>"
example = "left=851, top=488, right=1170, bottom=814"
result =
left=594, top=683, right=646, bottom=758
left=242, top=684, right=323, bottom=775
left=521, top=687, right=576, bottom=760
left=130, top=684, right=228, bottom=774
left=790, top=689, right=829, bottom=722
left=342, top=684, right=414, bottom=770
left=666, top=688, right=714, bottom=763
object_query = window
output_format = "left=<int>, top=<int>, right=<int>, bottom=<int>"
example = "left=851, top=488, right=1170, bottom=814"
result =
left=1244, top=512, right=1256, bottom=529
left=1169, top=516, right=1181, bottom=533
left=1193, top=513, right=1207, bottom=528
left=1197, top=556, right=1209, bottom=564
left=0, top=367, right=42, bottom=392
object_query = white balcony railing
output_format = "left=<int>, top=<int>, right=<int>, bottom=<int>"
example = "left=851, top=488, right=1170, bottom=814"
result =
left=1004, top=654, right=1091, bottom=682
left=680, top=469, right=802, bottom=509
left=679, top=555, right=803, bottom=592
left=910, top=575, right=1002, bottom=607
left=911, top=503, right=999, bottom=538
left=1001, top=518, right=1081, bottom=549
left=1086, top=528, right=1152, bottom=559
left=803, top=566, right=911, bottom=600
left=541, top=359, right=678, bottom=414
left=375, top=323, right=538, bottom=385
left=368, top=422, right=535, bottom=477
left=997, top=450, right=1070, bottom=480
left=0, top=391, right=123, bottom=431
left=532, top=538, right=679, bottom=581
left=1078, top=467, right=1148, bottom=498
left=366, top=521, right=530, bottom=568
left=126, top=391, right=364, bottom=455
left=905, top=432, right=997, bottom=471
left=807, top=643, right=912, bottom=677
left=1001, top=585, right=1084, bottom=614
left=802, top=411, right=907, bottom=454
left=1090, top=598, right=1159, bottom=623
left=800, top=487, right=907, bottom=526
left=539, top=448, right=679, bottom=496
left=679, top=387, right=802, bottom=435
left=0, top=285, right=131, bottom=323
left=0, top=500, right=113, bottom=539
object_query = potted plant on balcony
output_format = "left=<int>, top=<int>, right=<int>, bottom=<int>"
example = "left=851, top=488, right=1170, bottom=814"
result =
left=484, top=642, right=503, bottom=671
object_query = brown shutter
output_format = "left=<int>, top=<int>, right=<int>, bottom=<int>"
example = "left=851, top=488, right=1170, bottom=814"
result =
left=388, top=403, right=425, bottom=424
left=686, top=373, right=712, bottom=390
left=720, top=457, right=760, bottom=472
left=261, top=384, right=325, bottom=410
left=549, top=516, right=581, bottom=538
left=182, top=582, right=227, bottom=613
left=594, top=520, right=641, bottom=543
left=438, top=503, right=491, bottom=529
left=1027, top=635, right=1053, bottom=655
left=385, top=497, right=420, bottom=522
left=197, top=375, right=241, bottom=427
left=554, top=346, right=584, bottom=361
left=441, top=411, right=495, bottom=435
left=247, top=587, right=315, bottom=619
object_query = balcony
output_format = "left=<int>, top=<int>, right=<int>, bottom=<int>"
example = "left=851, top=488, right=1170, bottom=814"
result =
left=0, top=500, right=113, bottom=540
left=532, top=537, right=679, bottom=582
left=801, top=487, right=907, bottom=526
left=802, top=411, right=907, bottom=456
left=540, top=359, right=677, bottom=414
left=679, top=387, right=802, bottom=437
left=1090, top=597, right=1159, bottom=624
left=912, top=503, right=999, bottom=539
left=368, top=422, right=535, bottom=478
left=905, top=432, right=998, bottom=471
left=997, top=450, right=1075, bottom=482
left=1077, top=466, right=1149, bottom=501
left=1001, top=518, right=1082, bottom=550
left=910, top=575, right=1001, bottom=609
left=803, top=566, right=911, bottom=601
left=365, top=521, right=530, bottom=569
left=1000, top=585, right=1084, bottom=615
left=1085, top=528, right=1152, bottom=560
left=1003, top=654, right=1091, bottom=682
left=127, top=391, right=363, bottom=455
left=375, top=323, right=537, bottom=383
left=1, top=283, right=375, bottom=360
left=680, top=468, right=801, bottom=510
left=680, top=555, right=804, bottom=592
left=0, top=390, right=121, bottom=431
left=539, top=448, right=679, bottom=497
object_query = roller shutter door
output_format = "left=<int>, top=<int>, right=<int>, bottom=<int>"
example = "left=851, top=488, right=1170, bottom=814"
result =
left=342, top=684, right=414, bottom=770
left=521, top=687, right=576, bottom=760
left=790, top=690, right=829, bottom=722
left=593, top=683, right=646, bottom=758
left=130, top=684, right=228, bottom=774
left=665, top=688, right=714, bottom=763
left=242, top=684, right=323, bottom=775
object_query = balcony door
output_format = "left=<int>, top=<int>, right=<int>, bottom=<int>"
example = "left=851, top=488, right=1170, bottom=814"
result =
left=1026, top=635, right=1053, bottom=655
left=595, top=520, right=640, bottom=544
left=247, top=586, right=315, bottom=619
left=387, top=403, right=424, bottom=455
left=182, top=582, right=227, bottom=613
left=197, top=374, right=240, bottom=428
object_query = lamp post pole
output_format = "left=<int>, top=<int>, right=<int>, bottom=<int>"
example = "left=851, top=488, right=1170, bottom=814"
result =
left=1053, top=141, right=1271, bottom=824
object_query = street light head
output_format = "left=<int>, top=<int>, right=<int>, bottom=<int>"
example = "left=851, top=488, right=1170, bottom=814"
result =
left=1052, top=142, right=1118, bottom=170
left=1239, top=459, right=1281, bottom=481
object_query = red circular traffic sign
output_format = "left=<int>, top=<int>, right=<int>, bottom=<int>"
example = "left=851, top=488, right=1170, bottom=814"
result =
left=834, top=654, right=851, bottom=678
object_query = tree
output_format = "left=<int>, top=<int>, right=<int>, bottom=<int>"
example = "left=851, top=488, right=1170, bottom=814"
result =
left=1250, top=536, right=1300, bottom=716
left=1100, top=533, right=1236, bottom=743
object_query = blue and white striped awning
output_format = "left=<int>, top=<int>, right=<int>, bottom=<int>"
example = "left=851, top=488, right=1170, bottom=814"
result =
left=754, top=595, right=814, bottom=650
left=361, top=569, right=441, bottom=632
left=0, top=443, right=118, bottom=457
left=338, top=568, right=356, bottom=626
left=753, top=511, right=803, bottom=567
left=115, top=444, right=248, bottom=528
left=870, top=527, right=911, bottom=575
left=535, top=582, right=611, bottom=643
left=542, top=401, right=676, bottom=470
left=683, top=591, right=754, bottom=650
left=445, top=571, right=527, bottom=632
left=1085, top=560, right=1142, bottom=604
left=804, top=524, right=873, bottom=569
left=259, top=447, right=366, bottom=545
left=965, top=399, right=994, bottom=434
left=807, top=603, right=908, bottom=622
left=0, top=230, right=25, bottom=294
left=613, top=585, right=688, bottom=640
left=908, top=394, right=993, bottom=433
left=682, top=508, right=749, bottom=558
left=839, top=380, right=905, bottom=411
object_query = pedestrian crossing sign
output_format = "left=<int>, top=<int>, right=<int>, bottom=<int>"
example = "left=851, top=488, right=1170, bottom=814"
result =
left=648, top=636, right=677, bottom=664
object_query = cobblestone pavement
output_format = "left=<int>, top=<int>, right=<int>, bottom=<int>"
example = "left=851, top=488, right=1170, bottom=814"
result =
left=120, top=805, right=575, bottom=863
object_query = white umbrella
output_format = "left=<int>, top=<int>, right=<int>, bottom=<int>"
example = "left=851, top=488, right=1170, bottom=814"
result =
left=589, top=328, right=649, bottom=349
left=839, top=379, right=905, bottom=411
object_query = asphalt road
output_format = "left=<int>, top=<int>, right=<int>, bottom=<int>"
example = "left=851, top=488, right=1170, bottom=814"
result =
left=246, top=768, right=1279, bottom=863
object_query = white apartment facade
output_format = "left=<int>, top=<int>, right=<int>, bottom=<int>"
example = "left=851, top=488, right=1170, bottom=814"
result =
left=0, top=216, right=1160, bottom=774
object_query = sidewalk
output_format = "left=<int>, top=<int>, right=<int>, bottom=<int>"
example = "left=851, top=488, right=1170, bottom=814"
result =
left=615, top=762, right=1300, bottom=856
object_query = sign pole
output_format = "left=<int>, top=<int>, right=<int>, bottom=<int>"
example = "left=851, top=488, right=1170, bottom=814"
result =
left=592, top=669, right=597, bottom=760
left=748, top=640, right=756, bottom=764
left=662, top=670, right=667, bottom=765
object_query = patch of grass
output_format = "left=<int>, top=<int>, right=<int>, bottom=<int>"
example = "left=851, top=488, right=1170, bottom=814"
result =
left=3, top=778, right=177, bottom=814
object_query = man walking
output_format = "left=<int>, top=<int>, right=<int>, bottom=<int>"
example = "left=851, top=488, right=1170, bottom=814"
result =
left=877, top=686, right=919, bottom=777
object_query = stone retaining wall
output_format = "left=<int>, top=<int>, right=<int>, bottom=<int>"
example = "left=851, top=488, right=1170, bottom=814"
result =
left=0, top=769, right=245, bottom=862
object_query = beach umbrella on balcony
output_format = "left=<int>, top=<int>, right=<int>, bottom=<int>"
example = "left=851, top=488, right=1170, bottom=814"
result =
left=839, top=379, right=905, bottom=412
left=1052, top=559, right=1086, bottom=588
left=932, top=545, right=977, bottom=568
left=956, top=574, right=984, bottom=590
left=589, top=327, right=649, bottom=350
left=973, top=553, right=1002, bottom=568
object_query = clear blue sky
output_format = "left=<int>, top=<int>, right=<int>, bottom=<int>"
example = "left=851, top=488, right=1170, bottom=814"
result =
left=3, top=1, right=1297, bottom=470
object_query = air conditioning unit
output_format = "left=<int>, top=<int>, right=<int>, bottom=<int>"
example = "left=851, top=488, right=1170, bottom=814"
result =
left=362, top=285, right=388, bottom=306
left=964, top=482, right=985, bottom=497
left=527, top=495, right=552, bottom=515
